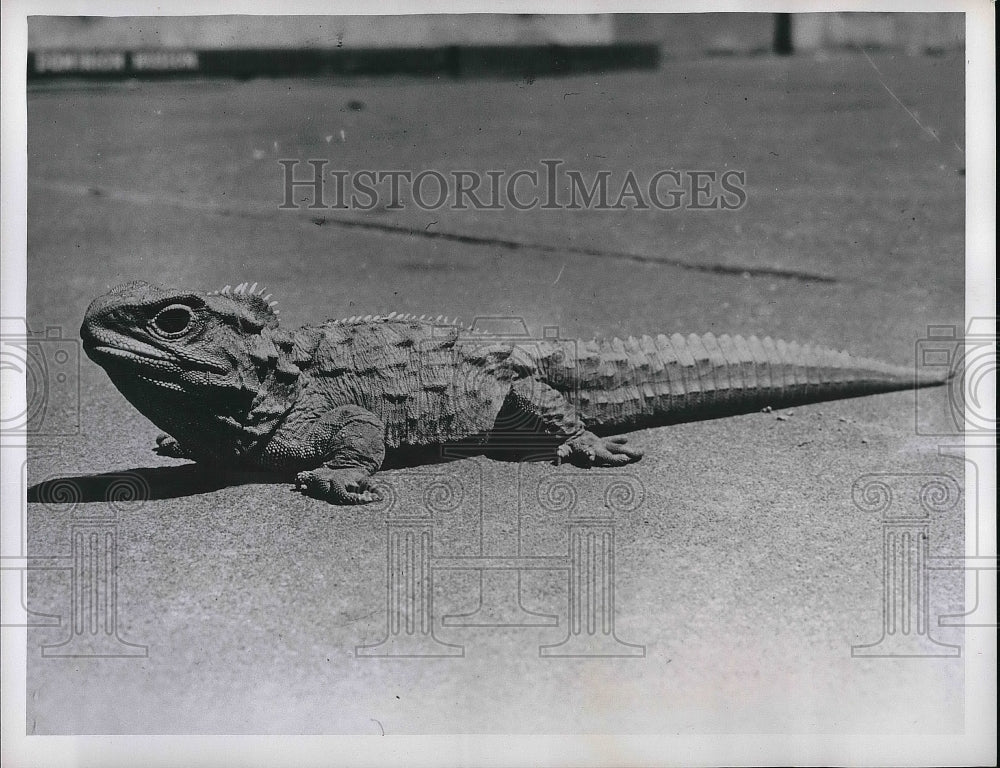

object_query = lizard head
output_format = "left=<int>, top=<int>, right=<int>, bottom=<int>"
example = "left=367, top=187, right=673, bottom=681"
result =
left=81, top=281, right=298, bottom=405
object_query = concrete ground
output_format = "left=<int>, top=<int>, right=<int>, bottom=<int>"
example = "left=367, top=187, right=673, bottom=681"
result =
left=25, top=52, right=965, bottom=734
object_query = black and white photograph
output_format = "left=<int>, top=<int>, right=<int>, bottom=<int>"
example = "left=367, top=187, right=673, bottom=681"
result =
left=1, top=2, right=995, bottom=766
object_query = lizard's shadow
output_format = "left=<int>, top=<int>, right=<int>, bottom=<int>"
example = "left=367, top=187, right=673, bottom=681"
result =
left=27, top=464, right=278, bottom=503
left=26, top=443, right=558, bottom=504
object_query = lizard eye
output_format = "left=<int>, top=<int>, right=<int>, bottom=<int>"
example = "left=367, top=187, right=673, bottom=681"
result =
left=151, top=304, right=194, bottom=338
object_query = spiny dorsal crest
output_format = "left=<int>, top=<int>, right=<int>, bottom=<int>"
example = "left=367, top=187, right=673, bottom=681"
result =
left=330, top=312, right=488, bottom=333
left=205, top=281, right=281, bottom=330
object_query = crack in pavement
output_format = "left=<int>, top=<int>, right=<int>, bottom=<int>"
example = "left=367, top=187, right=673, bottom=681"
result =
left=32, top=178, right=840, bottom=284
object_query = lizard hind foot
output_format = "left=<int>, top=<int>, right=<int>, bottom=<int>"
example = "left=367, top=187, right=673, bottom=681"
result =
left=556, top=432, right=644, bottom=468
left=295, top=466, right=382, bottom=505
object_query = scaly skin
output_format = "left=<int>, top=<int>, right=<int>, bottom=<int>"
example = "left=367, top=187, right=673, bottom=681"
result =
left=80, top=281, right=949, bottom=504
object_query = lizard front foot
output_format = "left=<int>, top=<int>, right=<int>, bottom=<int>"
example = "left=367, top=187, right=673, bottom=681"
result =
left=556, top=432, right=644, bottom=468
left=295, top=466, right=381, bottom=505
left=154, top=433, right=190, bottom=459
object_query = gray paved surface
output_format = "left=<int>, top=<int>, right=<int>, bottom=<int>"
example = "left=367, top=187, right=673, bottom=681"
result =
left=25, top=53, right=965, bottom=734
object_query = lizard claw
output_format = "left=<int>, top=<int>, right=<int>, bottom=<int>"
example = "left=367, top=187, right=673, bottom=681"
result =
left=557, top=432, right=644, bottom=468
left=295, top=467, right=382, bottom=505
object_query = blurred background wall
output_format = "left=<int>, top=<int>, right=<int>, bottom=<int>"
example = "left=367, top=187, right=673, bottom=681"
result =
left=614, top=13, right=963, bottom=55
left=29, top=13, right=964, bottom=55
left=28, top=15, right=616, bottom=50
left=790, top=13, right=964, bottom=54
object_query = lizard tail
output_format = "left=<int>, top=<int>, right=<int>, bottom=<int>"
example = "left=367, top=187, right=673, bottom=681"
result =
left=546, top=333, right=952, bottom=430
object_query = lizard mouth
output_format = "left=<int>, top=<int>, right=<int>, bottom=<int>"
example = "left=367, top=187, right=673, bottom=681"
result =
left=135, top=373, right=187, bottom=393
left=84, top=343, right=176, bottom=373
left=84, top=343, right=228, bottom=376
